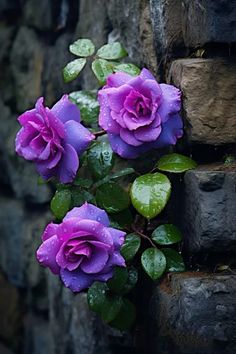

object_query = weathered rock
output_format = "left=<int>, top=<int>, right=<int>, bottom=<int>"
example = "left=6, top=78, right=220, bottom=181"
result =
left=107, top=0, right=157, bottom=75
left=23, top=315, right=53, bottom=354
left=150, top=0, right=184, bottom=65
left=182, top=0, right=236, bottom=47
left=43, top=33, right=78, bottom=105
left=48, top=274, right=133, bottom=354
left=183, top=166, right=236, bottom=253
left=150, top=273, right=236, bottom=354
left=0, top=24, right=14, bottom=62
left=10, top=27, right=43, bottom=112
left=0, top=196, right=50, bottom=287
left=169, top=58, right=236, bottom=145
left=23, top=0, right=52, bottom=31
left=0, top=272, right=21, bottom=348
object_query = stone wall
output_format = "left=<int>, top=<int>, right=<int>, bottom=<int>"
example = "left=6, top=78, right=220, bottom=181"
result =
left=0, top=1, right=236, bottom=353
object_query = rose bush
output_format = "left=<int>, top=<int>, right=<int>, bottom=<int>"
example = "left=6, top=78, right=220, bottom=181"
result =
left=98, top=68, right=183, bottom=158
left=15, top=94, right=94, bottom=183
left=36, top=203, right=126, bottom=292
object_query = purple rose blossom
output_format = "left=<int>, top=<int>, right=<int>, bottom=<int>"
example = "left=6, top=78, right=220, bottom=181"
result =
left=36, top=203, right=126, bottom=292
left=15, top=95, right=95, bottom=183
left=98, top=68, right=183, bottom=159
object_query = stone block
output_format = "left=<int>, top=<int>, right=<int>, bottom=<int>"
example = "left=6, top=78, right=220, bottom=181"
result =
left=182, top=0, right=236, bottom=47
left=10, top=27, right=43, bottom=112
left=0, top=196, right=50, bottom=287
left=150, top=0, right=184, bottom=60
left=48, top=274, right=133, bottom=354
left=150, top=273, right=236, bottom=354
left=183, top=166, right=236, bottom=253
left=169, top=58, right=236, bottom=145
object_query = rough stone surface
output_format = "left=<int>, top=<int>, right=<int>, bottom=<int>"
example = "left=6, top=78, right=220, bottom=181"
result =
left=150, top=273, right=236, bottom=354
left=169, top=58, right=236, bottom=145
left=48, top=273, right=134, bottom=354
left=0, top=272, right=21, bottom=348
left=10, top=26, right=44, bottom=112
left=182, top=0, right=236, bottom=47
left=150, top=0, right=184, bottom=64
left=0, top=196, right=50, bottom=287
left=183, top=167, right=236, bottom=253
left=23, top=0, right=52, bottom=31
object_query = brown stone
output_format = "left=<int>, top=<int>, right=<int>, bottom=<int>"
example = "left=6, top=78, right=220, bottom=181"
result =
left=169, top=58, right=236, bottom=145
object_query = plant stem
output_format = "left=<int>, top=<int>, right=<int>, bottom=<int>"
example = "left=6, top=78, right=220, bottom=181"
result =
left=131, top=227, right=157, bottom=249
left=93, top=130, right=106, bottom=137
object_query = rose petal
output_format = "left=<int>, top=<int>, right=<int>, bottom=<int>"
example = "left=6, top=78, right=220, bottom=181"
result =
left=153, top=113, right=183, bottom=148
left=107, top=85, right=132, bottom=112
left=42, top=222, right=60, bottom=241
left=139, top=68, right=156, bottom=81
left=106, top=72, right=132, bottom=87
left=81, top=248, right=109, bottom=274
left=64, top=203, right=110, bottom=227
left=107, top=228, right=126, bottom=248
left=158, top=84, right=181, bottom=123
left=51, top=94, right=81, bottom=124
left=98, top=90, right=121, bottom=134
left=58, top=144, right=79, bottom=183
left=120, top=128, right=143, bottom=146
left=64, top=120, right=95, bottom=155
left=108, top=133, right=141, bottom=159
left=134, top=123, right=162, bottom=142
left=36, top=235, right=62, bottom=274
left=60, top=268, right=93, bottom=292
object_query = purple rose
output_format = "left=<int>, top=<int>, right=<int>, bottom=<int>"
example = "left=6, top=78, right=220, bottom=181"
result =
left=15, top=95, right=95, bottom=183
left=36, top=203, right=126, bottom=292
left=98, top=68, right=183, bottom=159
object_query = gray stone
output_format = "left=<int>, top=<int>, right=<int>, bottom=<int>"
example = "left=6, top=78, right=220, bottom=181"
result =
left=183, top=166, right=236, bottom=253
left=169, top=58, right=236, bottom=145
left=23, top=315, right=53, bottom=354
left=43, top=33, right=78, bottom=105
left=48, top=274, right=133, bottom=354
left=182, top=0, right=236, bottom=47
left=0, top=24, right=14, bottom=62
left=150, top=273, right=236, bottom=354
left=150, top=0, right=184, bottom=65
left=0, top=196, right=50, bottom=287
left=10, top=27, right=44, bottom=112
left=23, top=0, right=52, bottom=31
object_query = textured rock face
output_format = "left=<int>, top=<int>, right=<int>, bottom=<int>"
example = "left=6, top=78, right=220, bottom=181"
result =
left=182, top=0, right=236, bottom=47
left=0, top=196, right=49, bottom=287
left=183, top=167, right=236, bottom=253
left=151, top=273, right=236, bottom=354
left=170, top=58, right=236, bottom=145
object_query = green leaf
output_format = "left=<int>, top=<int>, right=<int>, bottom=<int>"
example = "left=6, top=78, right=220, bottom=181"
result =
left=141, top=248, right=166, bottom=280
left=96, top=182, right=130, bottom=214
left=162, top=248, right=185, bottom=272
left=62, top=58, right=86, bottom=83
left=87, top=282, right=108, bottom=313
left=151, top=224, right=182, bottom=246
left=108, top=267, right=128, bottom=293
left=113, top=63, right=140, bottom=76
left=101, top=295, right=123, bottom=323
left=50, top=190, right=72, bottom=220
left=110, top=209, right=133, bottom=228
left=121, top=233, right=141, bottom=261
left=69, top=38, right=95, bottom=57
left=71, top=187, right=95, bottom=207
left=91, top=59, right=113, bottom=85
left=69, top=90, right=99, bottom=127
left=110, top=299, right=136, bottom=331
left=130, top=173, right=171, bottom=219
left=156, top=153, right=197, bottom=173
left=73, top=177, right=93, bottom=189
left=93, top=167, right=135, bottom=188
left=121, top=267, right=138, bottom=294
left=87, top=140, right=114, bottom=180
left=97, top=42, right=127, bottom=60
